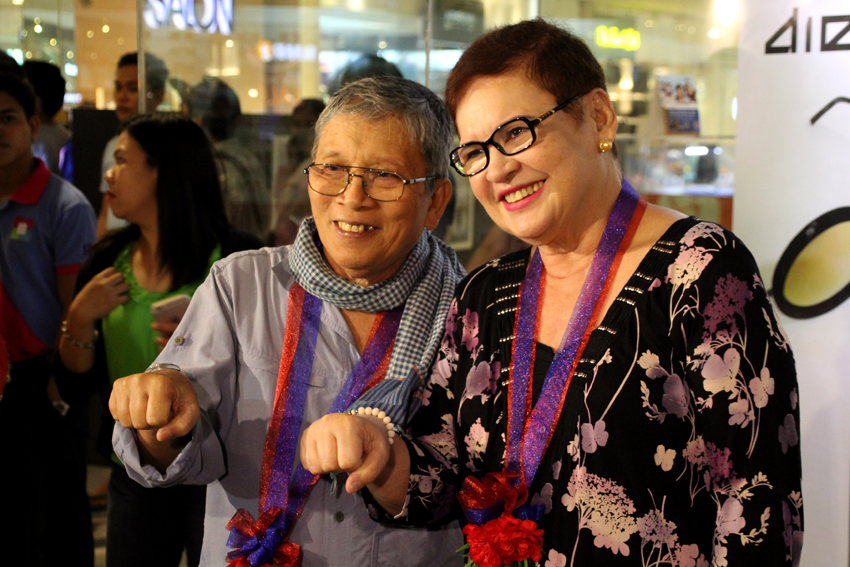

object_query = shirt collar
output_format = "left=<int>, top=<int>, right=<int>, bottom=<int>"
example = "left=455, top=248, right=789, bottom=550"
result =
left=9, top=160, right=51, bottom=205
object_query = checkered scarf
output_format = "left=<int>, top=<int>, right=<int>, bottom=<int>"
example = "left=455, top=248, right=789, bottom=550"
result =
left=288, top=217, right=464, bottom=425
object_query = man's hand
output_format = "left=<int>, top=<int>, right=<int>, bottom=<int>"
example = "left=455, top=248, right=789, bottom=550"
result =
left=109, top=369, right=200, bottom=471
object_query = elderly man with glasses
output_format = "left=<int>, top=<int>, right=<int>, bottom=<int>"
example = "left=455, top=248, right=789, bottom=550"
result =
left=108, top=76, right=465, bottom=567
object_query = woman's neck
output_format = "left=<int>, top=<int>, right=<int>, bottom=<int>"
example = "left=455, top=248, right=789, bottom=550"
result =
left=133, top=223, right=171, bottom=292
left=536, top=189, right=620, bottom=282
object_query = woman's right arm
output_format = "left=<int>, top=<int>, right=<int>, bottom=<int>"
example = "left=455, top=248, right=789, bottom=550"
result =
left=301, top=297, right=470, bottom=525
left=59, top=267, right=129, bottom=373
left=300, top=412, right=411, bottom=515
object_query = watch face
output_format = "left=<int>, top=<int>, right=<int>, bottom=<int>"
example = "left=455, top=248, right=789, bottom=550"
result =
left=773, top=207, right=850, bottom=319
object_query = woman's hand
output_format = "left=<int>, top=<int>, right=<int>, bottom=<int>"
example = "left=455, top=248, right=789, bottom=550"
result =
left=152, top=320, right=180, bottom=351
left=69, top=267, right=130, bottom=324
left=300, top=413, right=391, bottom=492
left=60, top=268, right=130, bottom=373
left=300, top=413, right=410, bottom=515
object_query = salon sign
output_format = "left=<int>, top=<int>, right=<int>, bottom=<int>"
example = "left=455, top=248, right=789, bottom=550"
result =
left=144, top=0, right=233, bottom=35
left=736, top=1, right=850, bottom=566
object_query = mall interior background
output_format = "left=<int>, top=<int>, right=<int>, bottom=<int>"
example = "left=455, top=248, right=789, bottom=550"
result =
left=1, top=0, right=740, bottom=265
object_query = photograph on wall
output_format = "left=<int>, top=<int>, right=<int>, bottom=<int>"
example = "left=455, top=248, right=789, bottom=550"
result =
left=656, top=74, right=700, bottom=134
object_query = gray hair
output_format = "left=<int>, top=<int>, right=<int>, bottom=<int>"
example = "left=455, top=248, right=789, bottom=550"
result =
left=313, top=76, right=454, bottom=193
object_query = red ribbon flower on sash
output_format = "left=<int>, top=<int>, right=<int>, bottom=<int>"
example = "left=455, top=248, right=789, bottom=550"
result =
left=225, top=507, right=302, bottom=567
left=457, top=473, right=544, bottom=567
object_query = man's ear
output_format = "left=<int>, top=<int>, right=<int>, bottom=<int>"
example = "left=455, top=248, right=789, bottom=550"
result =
left=425, top=178, right=453, bottom=232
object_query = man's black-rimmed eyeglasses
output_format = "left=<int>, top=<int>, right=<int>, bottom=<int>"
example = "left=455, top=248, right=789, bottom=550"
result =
left=450, top=91, right=589, bottom=177
left=304, top=163, right=435, bottom=202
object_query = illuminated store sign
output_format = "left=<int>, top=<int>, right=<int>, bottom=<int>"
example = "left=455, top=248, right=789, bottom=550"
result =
left=595, top=25, right=640, bottom=51
left=144, top=0, right=233, bottom=35
left=256, top=41, right=318, bottom=63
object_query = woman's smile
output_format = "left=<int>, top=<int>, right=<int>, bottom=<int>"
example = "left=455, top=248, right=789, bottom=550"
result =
left=501, top=180, right=545, bottom=205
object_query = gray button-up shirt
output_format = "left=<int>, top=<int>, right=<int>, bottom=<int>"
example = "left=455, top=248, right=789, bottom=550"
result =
left=114, top=246, right=463, bottom=567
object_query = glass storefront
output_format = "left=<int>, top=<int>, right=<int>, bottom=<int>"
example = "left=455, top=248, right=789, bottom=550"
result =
left=2, top=0, right=741, bottom=265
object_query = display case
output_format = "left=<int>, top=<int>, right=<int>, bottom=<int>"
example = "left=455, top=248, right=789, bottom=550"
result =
left=619, top=134, right=736, bottom=229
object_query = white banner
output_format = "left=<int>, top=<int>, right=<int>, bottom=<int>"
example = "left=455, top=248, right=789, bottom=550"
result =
left=737, top=2, right=850, bottom=565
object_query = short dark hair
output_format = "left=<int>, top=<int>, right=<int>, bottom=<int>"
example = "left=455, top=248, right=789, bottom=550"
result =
left=0, top=71, right=37, bottom=119
left=119, top=113, right=229, bottom=290
left=340, top=54, right=402, bottom=86
left=446, top=18, right=607, bottom=125
left=187, top=76, right=241, bottom=141
left=23, top=60, right=66, bottom=117
left=291, top=98, right=325, bottom=128
left=117, top=51, right=169, bottom=94
left=0, top=51, right=24, bottom=77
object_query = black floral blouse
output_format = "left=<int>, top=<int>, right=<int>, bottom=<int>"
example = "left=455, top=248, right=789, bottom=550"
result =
left=373, top=218, right=804, bottom=567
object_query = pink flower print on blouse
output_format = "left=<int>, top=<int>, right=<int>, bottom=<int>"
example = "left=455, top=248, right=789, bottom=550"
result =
left=444, top=299, right=458, bottom=336
left=464, top=361, right=492, bottom=400
left=778, top=414, right=799, bottom=454
left=705, top=442, right=734, bottom=488
left=654, top=445, right=676, bottom=472
left=681, top=222, right=726, bottom=247
left=420, top=414, right=459, bottom=467
left=704, top=274, right=753, bottom=335
left=638, top=351, right=668, bottom=380
left=749, top=368, right=775, bottom=409
left=461, top=308, right=479, bottom=352
left=702, top=348, right=740, bottom=394
left=562, top=467, right=638, bottom=557
left=531, top=482, right=554, bottom=514
left=728, top=397, right=754, bottom=427
left=662, top=374, right=689, bottom=418
left=463, top=418, right=489, bottom=466
left=429, top=343, right=457, bottom=390
left=715, top=498, right=746, bottom=539
left=675, top=543, right=709, bottom=567
left=782, top=494, right=804, bottom=566
left=459, top=357, right=499, bottom=412
left=667, top=246, right=713, bottom=290
left=544, top=549, right=567, bottom=567
left=683, top=437, right=708, bottom=468
left=637, top=508, right=678, bottom=547
left=553, top=460, right=562, bottom=480
left=580, top=420, right=609, bottom=453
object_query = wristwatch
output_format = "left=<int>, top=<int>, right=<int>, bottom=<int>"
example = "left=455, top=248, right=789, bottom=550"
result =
left=146, top=362, right=182, bottom=374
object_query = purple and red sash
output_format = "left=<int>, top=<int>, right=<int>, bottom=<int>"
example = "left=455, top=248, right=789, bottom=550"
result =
left=506, top=181, right=646, bottom=488
left=226, top=281, right=403, bottom=567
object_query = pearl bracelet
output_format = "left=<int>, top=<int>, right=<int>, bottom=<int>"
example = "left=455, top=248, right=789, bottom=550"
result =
left=350, top=407, right=397, bottom=445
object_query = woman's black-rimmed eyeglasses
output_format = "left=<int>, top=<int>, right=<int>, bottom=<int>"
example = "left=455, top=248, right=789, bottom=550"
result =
left=304, top=163, right=435, bottom=202
left=450, top=91, right=588, bottom=177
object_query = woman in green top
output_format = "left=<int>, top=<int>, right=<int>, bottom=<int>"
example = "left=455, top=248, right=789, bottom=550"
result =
left=58, top=112, right=262, bottom=567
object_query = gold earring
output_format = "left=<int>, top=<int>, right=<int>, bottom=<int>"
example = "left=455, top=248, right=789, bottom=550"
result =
left=599, top=138, right=613, bottom=153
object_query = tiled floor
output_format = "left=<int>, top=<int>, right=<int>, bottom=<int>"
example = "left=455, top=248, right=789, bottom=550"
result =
left=88, top=465, right=188, bottom=567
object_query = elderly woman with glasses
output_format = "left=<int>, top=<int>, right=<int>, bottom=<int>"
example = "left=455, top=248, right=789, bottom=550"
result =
left=107, top=76, right=465, bottom=567
left=301, top=19, right=803, bottom=566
